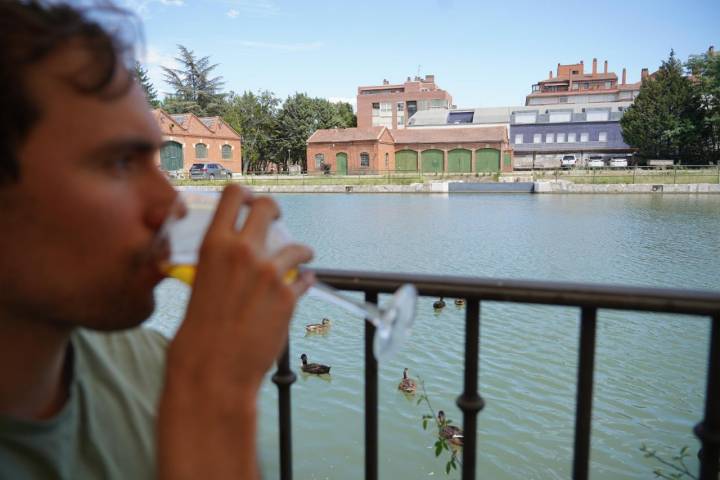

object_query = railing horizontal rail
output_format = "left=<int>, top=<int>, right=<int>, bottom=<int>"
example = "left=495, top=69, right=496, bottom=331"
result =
left=311, top=268, right=720, bottom=315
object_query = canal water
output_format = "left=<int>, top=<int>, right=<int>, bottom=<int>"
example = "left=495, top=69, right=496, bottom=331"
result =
left=147, top=193, right=720, bottom=479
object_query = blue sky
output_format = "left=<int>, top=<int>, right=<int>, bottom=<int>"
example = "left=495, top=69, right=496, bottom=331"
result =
left=125, top=0, right=720, bottom=110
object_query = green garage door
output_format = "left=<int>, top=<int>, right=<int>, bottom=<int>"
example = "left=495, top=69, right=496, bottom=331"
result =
left=476, top=148, right=500, bottom=172
left=421, top=149, right=444, bottom=173
left=160, top=141, right=183, bottom=171
left=335, top=152, right=348, bottom=175
left=395, top=150, right=418, bottom=172
left=447, top=149, right=472, bottom=173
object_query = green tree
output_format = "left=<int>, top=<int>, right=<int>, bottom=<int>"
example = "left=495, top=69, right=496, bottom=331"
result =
left=274, top=94, right=351, bottom=171
left=687, top=48, right=720, bottom=164
left=223, top=90, right=280, bottom=173
left=161, top=45, right=225, bottom=116
left=621, top=50, right=702, bottom=163
left=134, top=62, right=159, bottom=107
left=335, top=101, right=357, bottom=127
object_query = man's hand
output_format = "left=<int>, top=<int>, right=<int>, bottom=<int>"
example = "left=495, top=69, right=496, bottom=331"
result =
left=158, top=185, right=314, bottom=480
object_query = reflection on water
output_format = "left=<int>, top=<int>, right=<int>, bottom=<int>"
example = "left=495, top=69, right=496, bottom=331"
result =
left=147, top=193, right=720, bottom=479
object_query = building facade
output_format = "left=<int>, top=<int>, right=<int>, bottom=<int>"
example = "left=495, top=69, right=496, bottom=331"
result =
left=152, top=109, right=242, bottom=173
left=356, top=75, right=453, bottom=130
left=525, top=58, right=646, bottom=106
left=509, top=103, right=634, bottom=169
left=306, top=126, right=511, bottom=174
left=306, top=127, right=396, bottom=174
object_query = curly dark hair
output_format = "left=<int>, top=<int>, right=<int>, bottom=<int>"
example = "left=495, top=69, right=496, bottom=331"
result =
left=0, top=1, right=136, bottom=185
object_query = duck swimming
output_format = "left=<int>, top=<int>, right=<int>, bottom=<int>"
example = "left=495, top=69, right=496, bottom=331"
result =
left=454, top=298, right=465, bottom=306
left=300, top=353, right=331, bottom=374
left=433, top=297, right=446, bottom=309
left=397, top=368, right=417, bottom=394
left=437, top=410, right=463, bottom=447
left=305, top=318, right=331, bottom=333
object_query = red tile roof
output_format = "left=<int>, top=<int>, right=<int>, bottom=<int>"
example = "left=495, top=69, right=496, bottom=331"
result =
left=392, top=127, right=506, bottom=144
left=308, top=126, right=389, bottom=143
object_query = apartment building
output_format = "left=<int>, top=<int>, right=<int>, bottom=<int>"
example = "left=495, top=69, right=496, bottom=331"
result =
left=356, top=75, right=453, bottom=130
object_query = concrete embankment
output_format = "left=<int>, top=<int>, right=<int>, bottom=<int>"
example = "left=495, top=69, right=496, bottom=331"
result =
left=533, top=181, right=720, bottom=194
left=176, top=181, right=720, bottom=194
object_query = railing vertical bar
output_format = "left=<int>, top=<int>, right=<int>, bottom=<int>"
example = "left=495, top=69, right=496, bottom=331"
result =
left=456, top=298, right=485, bottom=480
left=271, top=341, right=296, bottom=480
left=365, top=291, right=379, bottom=480
left=572, top=307, right=597, bottom=480
left=695, top=314, right=720, bottom=480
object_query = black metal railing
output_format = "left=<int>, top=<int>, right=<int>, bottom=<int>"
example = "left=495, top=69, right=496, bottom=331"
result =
left=272, top=269, right=720, bottom=480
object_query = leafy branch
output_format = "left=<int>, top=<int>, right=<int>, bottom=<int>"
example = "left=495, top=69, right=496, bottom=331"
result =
left=640, top=444, right=698, bottom=480
left=416, top=377, right=462, bottom=475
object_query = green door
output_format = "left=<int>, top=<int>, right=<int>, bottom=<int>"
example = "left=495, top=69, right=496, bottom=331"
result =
left=421, top=149, right=444, bottom=173
left=503, top=152, right=512, bottom=170
left=476, top=148, right=500, bottom=172
left=395, top=150, right=418, bottom=172
left=160, top=141, right=183, bottom=171
left=447, top=149, right=472, bottom=173
left=336, top=152, right=348, bottom=175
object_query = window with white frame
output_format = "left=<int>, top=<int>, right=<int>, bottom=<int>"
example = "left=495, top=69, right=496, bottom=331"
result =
left=598, top=132, right=608, bottom=142
left=314, top=153, right=324, bottom=168
left=580, top=132, right=589, bottom=142
left=514, top=134, right=522, bottom=144
left=557, top=133, right=566, bottom=143
left=546, top=133, right=554, bottom=143
left=360, top=152, right=370, bottom=167
left=568, top=132, right=577, bottom=143
left=533, top=133, right=542, bottom=143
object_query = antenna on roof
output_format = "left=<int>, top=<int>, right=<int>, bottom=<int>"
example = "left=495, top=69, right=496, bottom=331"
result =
left=417, top=64, right=422, bottom=78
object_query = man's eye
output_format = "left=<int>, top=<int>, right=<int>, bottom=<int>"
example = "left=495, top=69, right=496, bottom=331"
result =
left=107, top=154, right=137, bottom=174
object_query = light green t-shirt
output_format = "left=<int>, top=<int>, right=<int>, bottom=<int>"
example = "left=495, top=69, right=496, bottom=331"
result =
left=0, top=328, right=168, bottom=480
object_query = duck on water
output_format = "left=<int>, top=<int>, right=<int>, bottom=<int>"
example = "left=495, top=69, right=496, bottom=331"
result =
left=300, top=353, right=331, bottom=374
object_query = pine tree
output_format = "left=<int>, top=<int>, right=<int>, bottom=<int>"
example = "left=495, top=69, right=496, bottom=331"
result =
left=161, top=45, right=225, bottom=116
left=621, top=50, right=702, bottom=163
left=134, top=62, right=159, bottom=107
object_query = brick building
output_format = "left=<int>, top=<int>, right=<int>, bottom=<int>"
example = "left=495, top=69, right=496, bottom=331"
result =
left=306, top=126, right=511, bottom=174
left=356, top=75, right=453, bottom=130
left=525, top=58, right=646, bottom=106
left=152, top=109, right=242, bottom=174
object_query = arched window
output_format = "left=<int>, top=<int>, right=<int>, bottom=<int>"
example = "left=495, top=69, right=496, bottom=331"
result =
left=314, top=153, right=325, bottom=169
left=360, top=152, right=370, bottom=167
left=221, top=144, right=232, bottom=159
left=195, top=143, right=208, bottom=159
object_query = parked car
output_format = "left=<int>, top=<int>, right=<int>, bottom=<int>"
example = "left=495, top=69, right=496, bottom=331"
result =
left=587, top=156, right=605, bottom=168
left=560, top=155, right=577, bottom=169
left=609, top=158, right=628, bottom=168
left=189, top=163, right=232, bottom=180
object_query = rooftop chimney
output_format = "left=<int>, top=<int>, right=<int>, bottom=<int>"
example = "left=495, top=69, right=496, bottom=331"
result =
left=592, top=58, right=597, bottom=75
left=407, top=76, right=411, bottom=82
left=622, top=68, right=627, bottom=85
left=383, top=79, right=389, bottom=85
left=604, top=60, right=608, bottom=74
left=641, top=68, right=649, bottom=80
left=557, top=62, right=560, bottom=75
left=425, top=74, right=435, bottom=82
left=549, top=70, right=553, bottom=79
left=709, top=45, right=715, bottom=57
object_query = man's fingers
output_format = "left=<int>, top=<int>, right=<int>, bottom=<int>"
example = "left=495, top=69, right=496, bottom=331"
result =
left=241, top=197, right=280, bottom=249
left=289, top=270, right=315, bottom=298
left=206, top=185, right=251, bottom=237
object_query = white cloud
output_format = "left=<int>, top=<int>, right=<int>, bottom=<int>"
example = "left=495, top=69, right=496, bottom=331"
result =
left=226, top=0, right=280, bottom=18
left=238, top=40, right=323, bottom=52
left=139, top=46, right=180, bottom=95
left=122, top=0, right=183, bottom=19
left=327, top=97, right=357, bottom=112
left=226, top=8, right=240, bottom=18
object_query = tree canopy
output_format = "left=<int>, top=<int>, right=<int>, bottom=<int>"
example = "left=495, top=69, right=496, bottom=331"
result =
left=621, top=49, right=718, bottom=164
left=161, top=45, right=226, bottom=116
left=134, top=62, right=159, bottom=107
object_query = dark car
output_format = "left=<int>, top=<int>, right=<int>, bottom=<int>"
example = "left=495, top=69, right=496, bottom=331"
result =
left=189, top=163, right=232, bottom=180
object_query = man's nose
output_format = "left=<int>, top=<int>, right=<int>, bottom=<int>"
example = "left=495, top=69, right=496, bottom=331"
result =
left=143, top=169, right=183, bottom=231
